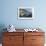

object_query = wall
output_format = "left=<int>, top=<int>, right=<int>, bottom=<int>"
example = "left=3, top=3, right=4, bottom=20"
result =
left=0, top=0, right=46, bottom=29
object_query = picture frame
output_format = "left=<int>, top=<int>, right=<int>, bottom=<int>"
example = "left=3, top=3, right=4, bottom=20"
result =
left=18, top=7, right=34, bottom=19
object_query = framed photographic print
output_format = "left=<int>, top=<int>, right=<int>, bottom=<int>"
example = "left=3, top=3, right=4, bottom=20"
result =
left=18, top=7, right=34, bottom=19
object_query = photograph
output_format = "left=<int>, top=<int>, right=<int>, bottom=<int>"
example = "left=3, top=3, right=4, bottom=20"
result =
left=18, top=7, right=34, bottom=19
